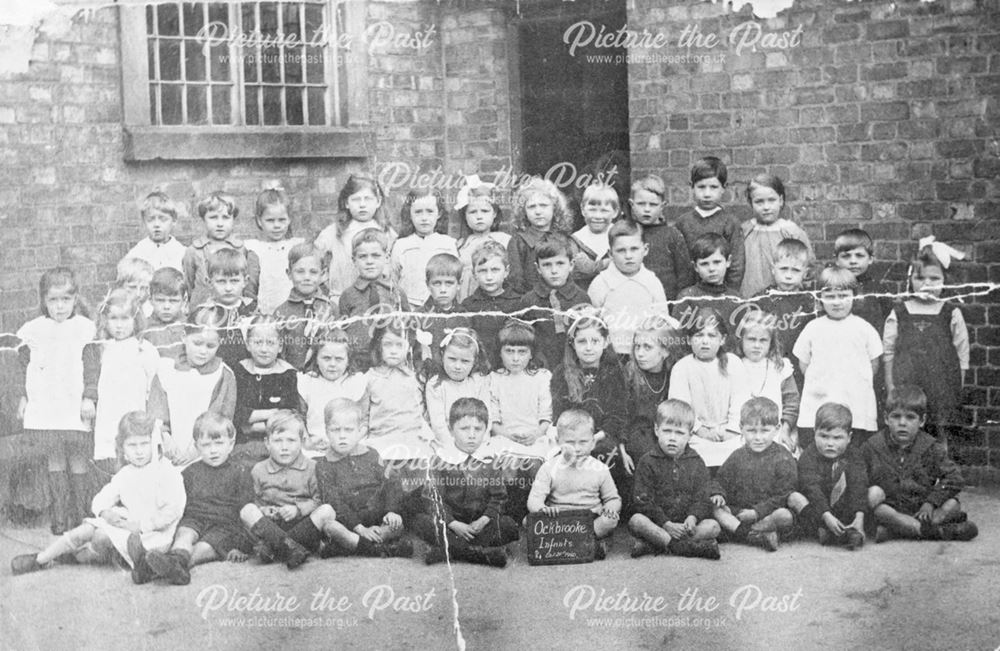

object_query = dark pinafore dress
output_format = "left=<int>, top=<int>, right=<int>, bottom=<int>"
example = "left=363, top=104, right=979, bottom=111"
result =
left=890, top=302, right=962, bottom=423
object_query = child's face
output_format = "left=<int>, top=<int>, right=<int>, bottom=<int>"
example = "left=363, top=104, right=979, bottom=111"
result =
left=749, top=185, right=784, bottom=225
left=144, top=209, right=176, bottom=244
left=409, top=195, right=439, bottom=236
left=428, top=274, right=459, bottom=308
left=632, top=332, right=668, bottom=372
left=267, top=424, right=303, bottom=466
left=183, top=328, right=221, bottom=367
left=691, top=326, right=724, bottom=361
left=211, top=272, right=247, bottom=307
left=911, top=264, right=944, bottom=301
left=815, top=427, right=851, bottom=460
left=196, top=434, right=235, bottom=467
left=742, top=420, right=778, bottom=453
left=203, top=208, right=235, bottom=241
left=655, top=421, right=692, bottom=459
left=288, top=255, right=323, bottom=297
left=692, top=176, right=724, bottom=210
left=740, top=325, right=771, bottom=363
left=771, top=256, right=807, bottom=292
left=572, top=326, right=606, bottom=368
left=886, top=407, right=925, bottom=448
left=347, top=187, right=380, bottom=222
left=379, top=331, right=408, bottom=368
left=465, top=197, right=496, bottom=233
left=451, top=415, right=488, bottom=455
left=582, top=199, right=616, bottom=234
left=500, top=344, right=532, bottom=373
left=315, top=342, right=349, bottom=381
left=836, top=246, right=873, bottom=277
left=694, top=250, right=730, bottom=285
left=819, top=287, right=853, bottom=320
left=44, top=284, right=76, bottom=323
left=122, top=434, right=153, bottom=467
left=151, top=293, right=185, bottom=323
left=629, top=189, right=663, bottom=225
left=524, top=192, right=554, bottom=231
left=473, top=256, right=508, bottom=296
left=353, top=242, right=387, bottom=280
left=106, top=305, right=136, bottom=340
left=246, top=325, right=281, bottom=368
left=558, top=423, right=595, bottom=464
left=259, top=204, right=291, bottom=242
left=442, top=343, right=475, bottom=382
left=325, top=410, right=366, bottom=457
left=535, top=254, right=572, bottom=289
left=610, top=233, right=648, bottom=276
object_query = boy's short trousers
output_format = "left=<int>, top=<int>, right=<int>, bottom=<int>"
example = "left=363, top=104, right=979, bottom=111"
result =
left=178, top=515, right=255, bottom=555
left=341, top=509, right=388, bottom=528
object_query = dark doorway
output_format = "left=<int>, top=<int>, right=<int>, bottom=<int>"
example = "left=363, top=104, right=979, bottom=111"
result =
left=517, top=0, right=630, bottom=204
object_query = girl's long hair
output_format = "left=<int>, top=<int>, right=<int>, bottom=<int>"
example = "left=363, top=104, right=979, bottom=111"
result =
left=562, top=316, right=620, bottom=402
left=736, top=309, right=784, bottom=370
left=398, top=187, right=450, bottom=237
left=38, top=267, right=89, bottom=319
left=623, top=316, right=683, bottom=401
left=512, top=176, right=573, bottom=234
left=95, top=287, right=145, bottom=341
left=430, top=327, right=491, bottom=388
left=337, top=174, right=389, bottom=234
left=684, top=306, right=729, bottom=375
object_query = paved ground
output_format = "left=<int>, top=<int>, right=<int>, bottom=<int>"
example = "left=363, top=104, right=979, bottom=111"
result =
left=1, top=487, right=999, bottom=651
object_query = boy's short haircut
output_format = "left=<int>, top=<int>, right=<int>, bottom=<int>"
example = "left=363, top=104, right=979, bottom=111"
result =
left=690, top=232, right=730, bottom=261
left=607, top=218, right=644, bottom=247
left=655, top=399, right=696, bottom=432
left=116, top=257, right=154, bottom=284
left=833, top=228, right=874, bottom=256
left=150, top=267, right=187, bottom=298
left=471, top=240, right=509, bottom=269
left=287, top=242, right=325, bottom=270
left=535, top=232, right=574, bottom=262
left=266, top=409, right=306, bottom=439
left=581, top=183, right=620, bottom=210
left=425, top=252, right=463, bottom=282
left=690, top=156, right=727, bottom=186
left=775, top=238, right=810, bottom=263
left=886, top=385, right=928, bottom=418
left=141, top=191, right=178, bottom=221
left=556, top=408, right=595, bottom=438
left=351, top=228, right=389, bottom=257
left=192, top=411, right=237, bottom=442
left=207, top=248, right=248, bottom=278
left=323, top=398, right=364, bottom=429
left=818, top=266, right=858, bottom=292
left=630, top=174, right=665, bottom=199
left=814, top=402, right=853, bottom=433
left=448, top=397, right=489, bottom=428
left=740, top=396, right=780, bottom=428
left=197, top=192, right=238, bottom=219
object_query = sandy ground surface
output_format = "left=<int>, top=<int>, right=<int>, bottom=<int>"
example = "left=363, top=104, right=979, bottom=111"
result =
left=1, top=487, right=999, bottom=651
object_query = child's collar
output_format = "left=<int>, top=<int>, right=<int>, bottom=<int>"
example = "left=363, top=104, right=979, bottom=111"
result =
left=325, top=443, right=370, bottom=461
left=694, top=205, right=722, bottom=218
left=174, top=355, right=223, bottom=375
left=352, top=277, right=391, bottom=292
left=264, top=453, right=309, bottom=473
left=372, top=363, right=414, bottom=377
left=192, top=235, right=244, bottom=249
left=239, top=358, right=294, bottom=375
left=286, top=287, right=327, bottom=304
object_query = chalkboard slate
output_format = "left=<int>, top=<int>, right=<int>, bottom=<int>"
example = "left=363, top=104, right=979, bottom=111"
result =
left=525, top=510, right=596, bottom=566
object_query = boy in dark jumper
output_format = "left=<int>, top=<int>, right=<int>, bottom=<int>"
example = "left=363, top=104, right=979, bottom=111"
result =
left=674, top=156, right=745, bottom=291
left=416, top=253, right=470, bottom=374
left=863, top=386, right=977, bottom=542
left=412, top=398, right=519, bottom=567
left=628, top=174, right=694, bottom=300
left=143, top=412, right=255, bottom=585
left=711, top=397, right=796, bottom=552
left=274, top=242, right=337, bottom=370
left=144, top=267, right=188, bottom=360
left=788, top=402, right=867, bottom=550
left=676, top=233, right=742, bottom=334
left=629, top=399, right=721, bottom=560
left=458, top=241, right=522, bottom=366
left=201, top=248, right=257, bottom=370
left=517, top=233, right=592, bottom=368
left=834, top=228, right=891, bottom=334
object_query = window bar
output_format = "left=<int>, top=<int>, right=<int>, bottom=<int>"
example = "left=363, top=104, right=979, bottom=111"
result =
left=178, top=2, right=188, bottom=124
left=230, top=1, right=244, bottom=126
left=278, top=1, right=287, bottom=125
left=299, top=1, right=308, bottom=125
left=256, top=1, right=264, bottom=125
left=203, top=2, right=213, bottom=125
left=329, top=0, right=340, bottom=126
left=152, top=4, right=163, bottom=125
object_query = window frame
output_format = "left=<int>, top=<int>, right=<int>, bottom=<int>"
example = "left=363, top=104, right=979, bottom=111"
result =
left=118, top=0, right=372, bottom=161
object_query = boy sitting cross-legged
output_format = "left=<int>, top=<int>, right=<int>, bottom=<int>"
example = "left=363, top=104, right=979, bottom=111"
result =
left=313, top=398, right=412, bottom=558
left=628, top=399, right=721, bottom=560
left=711, top=397, right=796, bottom=552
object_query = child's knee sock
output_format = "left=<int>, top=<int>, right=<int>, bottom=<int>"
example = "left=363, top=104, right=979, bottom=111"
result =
left=250, top=518, right=310, bottom=568
left=69, top=472, right=91, bottom=528
left=798, top=504, right=819, bottom=530
left=733, top=522, right=751, bottom=542
left=36, top=532, right=81, bottom=564
left=46, top=470, right=71, bottom=535
left=287, top=517, right=323, bottom=552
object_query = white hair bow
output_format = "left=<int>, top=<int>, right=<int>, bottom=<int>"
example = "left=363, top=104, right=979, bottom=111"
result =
left=918, top=236, right=965, bottom=269
left=454, top=174, right=495, bottom=211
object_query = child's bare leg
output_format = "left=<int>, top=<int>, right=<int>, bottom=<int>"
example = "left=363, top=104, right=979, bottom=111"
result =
left=713, top=506, right=741, bottom=534
left=868, top=486, right=920, bottom=538
left=751, top=508, right=793, bottom=533
left=691, top=519, right=721, bottom=541
left=318, top=509, right=362, bottom=550
left=190, top=542, right=220, bottom=566
left=372, top=522, right=403, bottom=542
left=787, top=492, right=809, bottom=512
left=36, top=522, right=96, bottom=564
left=628, top=514, right=672, bottom=550
left=594, top=514, right=617, bottom=540
left=239, top=504, right=266, bottom=528
left=930, top=498, right=960, bottom=525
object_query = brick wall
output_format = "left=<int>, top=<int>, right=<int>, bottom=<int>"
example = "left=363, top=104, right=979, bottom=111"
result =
left=627, top=0, right=1000, bottom=469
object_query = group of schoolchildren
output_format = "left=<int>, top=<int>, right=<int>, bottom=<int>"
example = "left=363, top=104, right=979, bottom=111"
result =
left=7, top=154, right=979, bottom=584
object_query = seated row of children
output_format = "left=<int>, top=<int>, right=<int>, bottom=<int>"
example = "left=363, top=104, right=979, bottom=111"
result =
left=11, top=381, right=976, bottom=583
